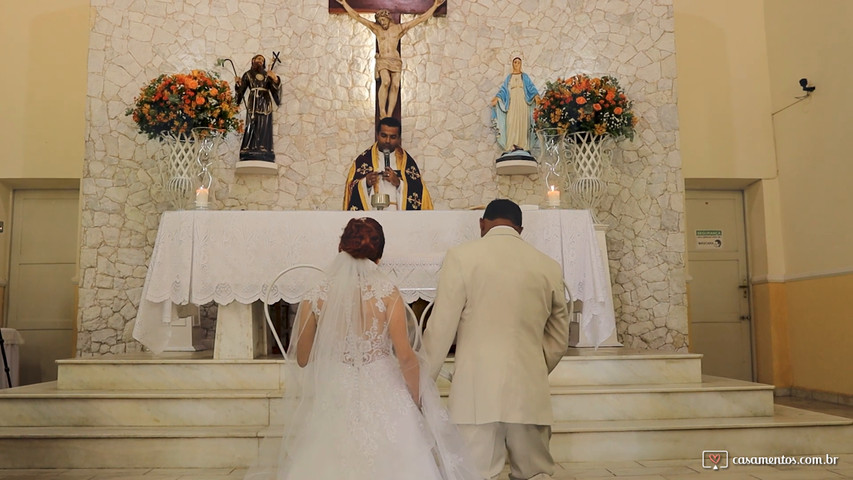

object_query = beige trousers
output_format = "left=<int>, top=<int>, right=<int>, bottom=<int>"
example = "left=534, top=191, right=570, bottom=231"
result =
left=457, top=422, right=554, bottom=480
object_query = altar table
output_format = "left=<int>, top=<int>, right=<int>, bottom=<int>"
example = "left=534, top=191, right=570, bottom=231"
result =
left=132, top=209, right=616, bottom=357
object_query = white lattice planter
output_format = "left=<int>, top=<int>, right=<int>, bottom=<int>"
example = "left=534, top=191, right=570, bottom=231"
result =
left=156, top=129, right=225, bottom=210
left=566, top=131, right=612, bottom=222
left=159, top=131, right=199, bottom=210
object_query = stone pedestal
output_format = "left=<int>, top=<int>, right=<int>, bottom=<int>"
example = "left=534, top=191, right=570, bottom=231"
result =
left=162, top=304, right=204, bottom=352
left=213, top=301, right=267, bottom=359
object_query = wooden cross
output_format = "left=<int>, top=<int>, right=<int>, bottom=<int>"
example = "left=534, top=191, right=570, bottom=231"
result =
left=330, top=0, right=447, bottom=127
left=329, top=1, right=447, bottom=23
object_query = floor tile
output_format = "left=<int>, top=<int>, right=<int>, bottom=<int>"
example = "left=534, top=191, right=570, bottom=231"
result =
left=661, top=473, right=759, bottom=479
left=151, top=469, right=233, bottom=477
left=606, top=466, right=699, bottom=477
left=748, top=468, right=846, bottom=479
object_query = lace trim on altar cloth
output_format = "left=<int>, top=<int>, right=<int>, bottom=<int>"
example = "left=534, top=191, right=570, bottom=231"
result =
left=135, top=210, right=617, bottom=352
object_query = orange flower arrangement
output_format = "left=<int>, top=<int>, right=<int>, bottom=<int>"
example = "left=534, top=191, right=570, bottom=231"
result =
left=534, top=74, right=637, bottom=140
left=126, top=70, right=243, bottom=139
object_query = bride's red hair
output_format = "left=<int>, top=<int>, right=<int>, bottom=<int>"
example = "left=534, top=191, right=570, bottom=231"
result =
left=339, top=217, right=385, bottom=262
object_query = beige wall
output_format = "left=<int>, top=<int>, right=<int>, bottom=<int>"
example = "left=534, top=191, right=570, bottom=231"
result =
left=764, top=1, right=853, bottom=277
left=786, top=275, right=853, bottom=396
left=674, top=0, right=776, bottom=180
left=675, top=0, right=853, bottom=396
left=762, top=0, right=853, bottom=397
left=744, top=179, right=786, bottom=281
left=0, top=1, right=88, bottom=179
left=0, top=1, right=88, bottom=288
left=678, top=0, right=853, bottom=278
left=750, top=282, right=791, bottom=388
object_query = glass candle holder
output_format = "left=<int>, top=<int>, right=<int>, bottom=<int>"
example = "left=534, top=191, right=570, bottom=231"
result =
left=547, top=186, right=561, bottom=208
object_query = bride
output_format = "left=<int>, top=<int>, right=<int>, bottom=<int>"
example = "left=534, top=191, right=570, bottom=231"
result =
left=245, top=217, right=478, bottom=480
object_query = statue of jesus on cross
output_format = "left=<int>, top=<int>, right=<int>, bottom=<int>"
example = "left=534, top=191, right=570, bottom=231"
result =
left=335, top=0, right=446, bottom=120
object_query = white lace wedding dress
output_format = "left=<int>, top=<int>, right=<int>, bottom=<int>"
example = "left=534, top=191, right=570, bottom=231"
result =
left=245, top=253, right=477, bottom=480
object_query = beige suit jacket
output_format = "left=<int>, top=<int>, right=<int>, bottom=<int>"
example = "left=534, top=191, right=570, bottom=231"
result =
left=423, top=226, right=570, bottom=426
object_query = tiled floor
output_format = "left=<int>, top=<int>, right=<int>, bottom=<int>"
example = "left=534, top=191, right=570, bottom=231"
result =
left=0, top=398, right=849, bottom=480
left=774, top=396, right=853, bottom=420
left=0, top=458, right=850, bottom=480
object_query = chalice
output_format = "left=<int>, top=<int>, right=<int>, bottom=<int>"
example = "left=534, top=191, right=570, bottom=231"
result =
left=370, top=193, right=391, bottom=210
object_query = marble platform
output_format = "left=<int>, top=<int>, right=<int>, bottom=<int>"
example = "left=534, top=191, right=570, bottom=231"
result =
left=0, top=348, right=849, bottom=468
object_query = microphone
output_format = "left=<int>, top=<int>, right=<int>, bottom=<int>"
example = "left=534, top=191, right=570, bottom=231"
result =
left=382, top=149, right=391, bottom=170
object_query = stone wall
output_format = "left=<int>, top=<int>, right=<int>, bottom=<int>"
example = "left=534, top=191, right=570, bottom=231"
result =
left=79, top=0, right=685, bottom=355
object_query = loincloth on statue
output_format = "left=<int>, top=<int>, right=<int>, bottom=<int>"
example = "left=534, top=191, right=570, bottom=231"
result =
left=374, top=56, right=403, bottom=78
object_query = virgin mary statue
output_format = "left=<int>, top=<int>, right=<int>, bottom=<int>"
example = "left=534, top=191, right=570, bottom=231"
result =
left=490, top=53, right=540, bottom=153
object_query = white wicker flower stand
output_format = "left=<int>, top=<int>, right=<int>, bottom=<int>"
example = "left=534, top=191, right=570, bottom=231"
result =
left=566, top=131, right=611, bottom=222
left=158, top=131, right=199, bottom=210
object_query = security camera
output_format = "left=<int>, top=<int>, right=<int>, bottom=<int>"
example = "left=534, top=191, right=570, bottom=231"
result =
left=799, top=78, right=816, bottom=92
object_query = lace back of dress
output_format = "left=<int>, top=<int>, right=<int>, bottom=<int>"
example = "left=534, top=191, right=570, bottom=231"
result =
left=244, top=252, right=481, bottom=480
left=307, top=257, right=396, bottom=368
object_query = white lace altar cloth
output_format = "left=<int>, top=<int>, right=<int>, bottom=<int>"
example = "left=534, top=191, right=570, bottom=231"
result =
left=133, top=209, right=615, bottom=351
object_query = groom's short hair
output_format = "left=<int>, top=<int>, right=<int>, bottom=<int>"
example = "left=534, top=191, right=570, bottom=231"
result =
left=483, top=199, right=522, bottom=228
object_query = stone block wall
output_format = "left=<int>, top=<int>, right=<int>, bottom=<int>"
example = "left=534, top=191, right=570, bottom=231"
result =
left=79, top=0, right=685, bottom=355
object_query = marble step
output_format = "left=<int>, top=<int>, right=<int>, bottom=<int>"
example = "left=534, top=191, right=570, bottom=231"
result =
left=56, top=354, right=286, bottom=391
left=0, top=426, right=261, bottom=469
left=549, top=348, right=703, bottom=386
left=549, top=376, right=775, bottom=421
left=0, top=407, right=848, bottom=468
left=0, top=382, right=278, bottom=427
left=55, top=348, right=702, bottom=391
left=551, top=405, right=853, bottom=461
left=1, top=376, right=770, bottom=427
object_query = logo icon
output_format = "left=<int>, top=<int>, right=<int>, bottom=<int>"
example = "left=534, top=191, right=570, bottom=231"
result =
left=702, top=450, right=729, bottom=470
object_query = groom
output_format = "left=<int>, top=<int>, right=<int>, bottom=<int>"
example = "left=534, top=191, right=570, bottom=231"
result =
left=423, top=199, right=570, bottom=480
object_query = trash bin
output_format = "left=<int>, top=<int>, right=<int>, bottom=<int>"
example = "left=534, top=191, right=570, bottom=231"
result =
left=0, top=328, right=23, bottom=389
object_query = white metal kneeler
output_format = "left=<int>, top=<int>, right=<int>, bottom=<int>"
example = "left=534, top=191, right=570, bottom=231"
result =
left=264, top=266, right=428, bottom=361
left=263, top=264, right=325, bottom=360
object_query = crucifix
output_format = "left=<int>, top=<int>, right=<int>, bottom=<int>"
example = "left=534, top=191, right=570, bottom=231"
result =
left=331, top=0, right=447, bottom=126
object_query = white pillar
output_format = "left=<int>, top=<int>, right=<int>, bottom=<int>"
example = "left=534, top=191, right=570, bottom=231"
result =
left=213, top=301, right=266, bottom=359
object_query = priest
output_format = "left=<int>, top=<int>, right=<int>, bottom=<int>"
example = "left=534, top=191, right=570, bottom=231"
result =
left=343, top=117, right=433, bottom=210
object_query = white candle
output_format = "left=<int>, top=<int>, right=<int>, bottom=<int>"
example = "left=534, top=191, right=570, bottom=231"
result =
left=195, top=186, right=209, bottom=208
left=547, top=186, right=560, bottom=207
